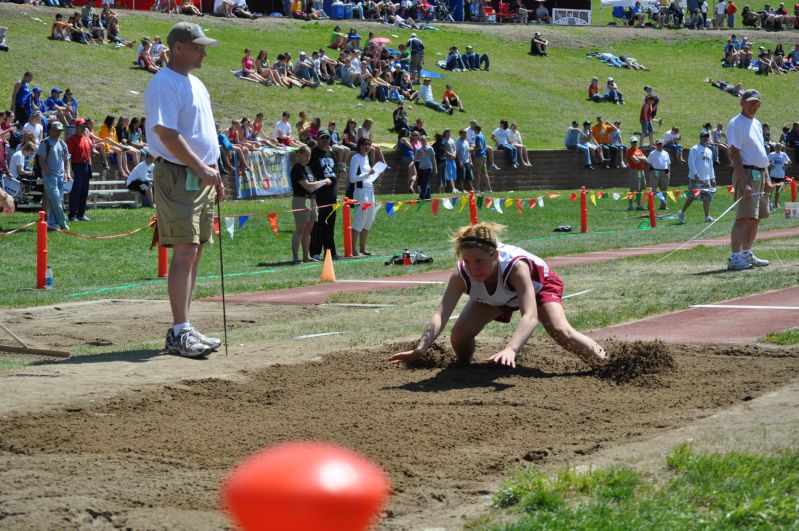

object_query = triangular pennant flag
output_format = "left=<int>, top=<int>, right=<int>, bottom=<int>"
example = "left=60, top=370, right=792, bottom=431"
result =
left=726, top=185, right=734, bottom=194
left=612, top=192, right=621, bottom=200
left=432, top=198, right=440, bottom=216
left=597, top=191, right=604, bottom=199
left=504, top=198, right=513, bottom=208
left=656, top=192, right=666, bottom=203
left=537, top=196, right=544, bottom=208
left=547, top=192, right=562, bottom=199
left=385, top=202, right=395, bottom=218
left=476, top=196, right=484, bottom=210
left=225, top=217, right=235, bottom=239
left=442, top=197, right=454, bottom=210
left=590, top=193, right=597, bottom=206
left=362, top=202, right=372, bottom=211
left=674, top=190, right=682, bottom=198
left=667, top=191, right=675, bottom=202
left=528, top=198, right=536, bottom=209
left=493, top=199, right=503, bottom=214
left=238, top=215, right=249, bottom=229
left=267, top=212, right=278, bottom=236
left=213, top=216, right=220, bottom=236
left=485, top=197, right=493, bottom=210
left=692, top=189, right=701, bottom=197
left=570, top=192, right=577, bottom=203
left=396, top=200, right=405, bottom=208
left=325, top=203, right=341, bottom=223
left=458, top=197, right=467, bottom=212
left=516, top=199, right=523, bottom=217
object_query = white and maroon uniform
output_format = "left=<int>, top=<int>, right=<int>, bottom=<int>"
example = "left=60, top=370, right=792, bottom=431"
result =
left=456, top=244, right=563, bottom=320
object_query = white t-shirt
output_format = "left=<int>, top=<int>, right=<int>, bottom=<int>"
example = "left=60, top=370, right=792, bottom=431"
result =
left=126, top=160, right=154, bottom=186
left=768, top=151, right=791, bottom=179
left=144, top=67, right=219, bottom=166
left=466, top=127, right=477, bottom=146
left=418, top=83, right=435, bottom=103
left=273, top=120, right=292, bottom=140
left=726, top=114, right=769, bottom=168
left=492, top=127, right=511, bottom=146
left=663, top=130, right=680, bottom=145
left=507, top=130, right=522, bottom=145
left=647, top=149, right=671, bottom=170
left=150, top=42, right=167, bottom=59
left=687, top=144, right=715, bottom=182
left=716, top=1, right=726, bottom=15
left=8, top=150, right=27, bottom=180
left=23, top=122, right=43, bottom=143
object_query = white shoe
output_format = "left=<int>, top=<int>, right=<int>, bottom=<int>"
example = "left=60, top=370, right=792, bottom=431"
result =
left=677, top=211, right=685, bottom=223
left=704, top=216, right=714, bottom=222
left=742, top=251, right=769, bottom=267
left=193, top=329, right=222, bottom=350
left=165, top=328, right=211, bottom=358
left=727, top=255, right=752, bottom=271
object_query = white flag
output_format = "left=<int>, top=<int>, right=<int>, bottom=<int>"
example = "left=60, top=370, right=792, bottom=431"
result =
left=442, top=197, right=454, bottom=210
left=537, top=196, right=544, bottom=208
left=225, top=217, right=235, bottom=239
left=612, top=193, right=621, bottom=200
left=494, top=199, right=503, bottom=213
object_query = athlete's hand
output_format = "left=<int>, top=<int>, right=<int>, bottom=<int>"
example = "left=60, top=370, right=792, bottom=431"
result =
left=388, top=349, right=423, bottom=364
left=487, top=348, right=517, bottom=368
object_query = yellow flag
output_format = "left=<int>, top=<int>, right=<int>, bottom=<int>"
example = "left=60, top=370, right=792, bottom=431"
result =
left=667, top=191, right=675, bottom=202
left=504, top=198, right=513, bottom=208
left=325, top=203, right=341, bottom=223
left=590, top=193, right=597, bottom=206
left=458, top=197, right=467, bottom=212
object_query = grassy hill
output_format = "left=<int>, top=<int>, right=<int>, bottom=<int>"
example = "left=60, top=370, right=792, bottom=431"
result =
left=1, top=3, right=796, bottom=150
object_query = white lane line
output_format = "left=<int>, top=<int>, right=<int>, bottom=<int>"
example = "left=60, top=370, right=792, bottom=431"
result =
left=690, top=304, right=799, bottom=311
left=293, top=332, right=344, bottom=340
left=336, top=279, right=446, bottom=285
left=325, top=303, right=395, bottom=308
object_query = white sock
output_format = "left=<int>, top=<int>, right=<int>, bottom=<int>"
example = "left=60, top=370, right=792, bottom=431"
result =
left=742, top=249, right=752, bottom=255
left=171, top=322, right=191, bottom=335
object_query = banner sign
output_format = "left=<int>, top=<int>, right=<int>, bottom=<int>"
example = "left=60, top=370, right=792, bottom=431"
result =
left=552, top=8, right=591, bottom=24
left=235, top=148, right=292, bottom=199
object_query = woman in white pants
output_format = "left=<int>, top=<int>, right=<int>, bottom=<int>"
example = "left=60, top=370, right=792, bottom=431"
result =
left=349, top=137, right=377, bottom=256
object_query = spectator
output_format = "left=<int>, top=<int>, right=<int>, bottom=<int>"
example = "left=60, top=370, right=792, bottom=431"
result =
left=356, top=118, right=386, bottom=165
left=10, top=71, right=33, bottom=126
left=455, top=128, right=473, bottom=192
left=349, top=137, right=377, bottom=256
left=442, top=84, right=465, bottom=113
left=30, top=88, right=46, bottom=117
left=492, top=119, right=519, bottom=169
left=591, top=116, right=619, bottom=168
left=444, top=46, right=466, bottom=71
left=290, top=145, right=330, bottom=263
left=414, top=134, right=435, bottom=199
left=99, top=115, right=137, bottom=177
left=9, top=141, right=36, bottom=182
left=396, top=128, right=416, bottom=194
left=138, top=40, right=161, bottom=74
left=180, top=0, right=204, bottom=15
left=66, top=118, right=95, bottom=222
left=727, top=0, right=738, bottom=26
left=326, top=121, right=349, bottom=171
left=418, top=77, right=453, bottom=114
left=37, top=121, right=72, bottom=230
left=605, top=77, right=624, bottom=104
left=639, top=95, right=655, bottom=147
left=565, top=120, right=593, bottom=170
left=767, top=142, right=790, bottom=209
left=106, top=16, right=135, bottom=47
left=472, top=124, right=492, bottom=192
left=508, top=122, right=532, bottom=167
left=647, top=139, right=672, bottom=210
left=785, top=122, right=799, bottom=162
left=625, top=136, right=648, bottom=210
left=462, top=45, right=489, bottom=70
left=0, top=26, right=9, bottom=53
left=51, top=13, right=71, bottom=41
left=407, top=33, right=424, bottom=83
left=609, top=120, right=628, bottom=167
left=530, top=32, right=548, bottom=56
left=309, top=133, right=339, bottom=260
left=588, top=77, right=603, bottom=102
left=534, top=1, right=550, bottom=23
left=23, top=112, right=45, bottom=146
left=662, top=126, right=686, bottom=162
left=710, top=122, right=729, bottom=165
left=678, top=130, right=717, bottom=223
left=631, top=0, right=646, bottom=25
left=715, top=0, right=727, bottom=28
left=274, top=111, right=304, bottom=148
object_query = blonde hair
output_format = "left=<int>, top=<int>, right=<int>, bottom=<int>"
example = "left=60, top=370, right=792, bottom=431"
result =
left=451, top=222, right=505, bottom=257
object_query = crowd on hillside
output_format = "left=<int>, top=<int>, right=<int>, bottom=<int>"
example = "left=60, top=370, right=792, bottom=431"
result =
left=721, top=37, right=799, bottom=73
left=614, top=0, right=798, bottom=31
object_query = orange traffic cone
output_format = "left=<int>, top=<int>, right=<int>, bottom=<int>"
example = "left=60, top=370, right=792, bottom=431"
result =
left=320, top=249, right=336, bottom=282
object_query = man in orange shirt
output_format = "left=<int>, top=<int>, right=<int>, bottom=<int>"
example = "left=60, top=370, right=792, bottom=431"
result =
left=626, top=136, right=648, bottom=211
left=442, top=84, right=465, bottom=113
left=591, top=116, right=618, bottom=167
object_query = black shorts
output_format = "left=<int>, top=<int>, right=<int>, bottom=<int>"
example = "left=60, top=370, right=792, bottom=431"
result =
left=128, top=180, right=153, bottom=193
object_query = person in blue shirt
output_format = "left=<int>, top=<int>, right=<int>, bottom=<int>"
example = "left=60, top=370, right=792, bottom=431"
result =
left=11, top=72, right=34, bottom=125
left=30, top=87, right=47, bottom=115
left=45, top=87, right=67, bottom=114
left=215, top=121, right=249, bottom=176
left=444, top=46, right=466, bottom=71
left=472, top=125, right=492, bottom=193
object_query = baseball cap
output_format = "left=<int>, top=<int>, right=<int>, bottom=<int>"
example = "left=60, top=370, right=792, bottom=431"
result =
left=741, top=89, right=761, bottom=101
left=410, top=33, right=417, bottom=38
left=299, top=51, right=307, bottom=56
left=655, top=138, right=664, bottom=145
left=644, top=85, right=652, bottom=91
left=630, top=136, right=639, bottom=143
left=166, top=22, right=218, bottom=47
left=700, top=130, right=710, bottom=138
left=466, top=45, right=473, bottom=50
left=614, top=120, right=621, bottom=124
left=535, top=32, right=541, bottom=36
left=50, top=121, right=64, bottom=130
left=75, top=118, right=87, bottom=126
left=318, top=131, right=331, bottom=140
left=582, top=121, right=591, bottom=126
left=51, top=87, right=62, bottom=93
left=32, top=86, right=42, bottom=93
left=607, top=77, right=614, bottom=81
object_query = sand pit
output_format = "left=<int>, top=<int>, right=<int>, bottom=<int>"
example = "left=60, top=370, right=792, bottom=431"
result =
left=1, top=338, right=798, bottom=529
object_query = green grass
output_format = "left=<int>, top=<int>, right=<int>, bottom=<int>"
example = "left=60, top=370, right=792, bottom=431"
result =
left=471, top=444, right=799, bottom=530
left=1, top=4, right=798, bottom=152
left=762, top=328, right=799, bottom=345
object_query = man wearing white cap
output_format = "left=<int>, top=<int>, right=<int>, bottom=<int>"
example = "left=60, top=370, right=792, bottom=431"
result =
left=725, top=89, right=771, bottom=271
left=462, top=45, right=490, bottom=70
left=407, top=33, right=424, bottom=83
left=144, top=22, right=224, bottom=357
left=530, top=32, right=548, bottom=55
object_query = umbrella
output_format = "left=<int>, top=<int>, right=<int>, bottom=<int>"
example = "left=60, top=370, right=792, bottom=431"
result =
left=370, top=37, right=391, bottom=44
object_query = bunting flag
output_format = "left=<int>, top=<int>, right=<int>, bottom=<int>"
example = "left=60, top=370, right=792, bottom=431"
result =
left=476, top=196, right=484, bottom=210
left=726, top=185, right=735, bottom=194
left=442, top=197, right=454, bottom=210
left=656, top=192, right=666, bottom=203
left=570, top=192, right=577, bottom=203
left=692, top=189, right=701, bottom=197
left=493, top=199, right=503, bottom=213
left=537, top=196, right=544, bottom=208
left=597, top=191, right=604, bottom=199
left=528, top=198, right=536, bottom=209
left=238, top=215, right=249, bottom=229
left=612, top=192, right=621, bottom=200
left=213, top=216, right=220, bottom=236
left=267, top=212, right=278, bottom=236
left=458, top=197, right=467, bottom=212
left=590, top=193, right=597, bottom=206
left=325, top=203, right=341, bottom=223
left=362, top=202, right=372, bottom=211
left=504, top=198, right=513, bottom=208
left=516, top=199, right=523, bottom=217
left=547, top=192, right=561, bottom=199
left=667, top=191, right=675, bottom=202
left=674, top=190, right=682, bottom=198
left=485, top=197, right=493, bottom=210
left=432, top=197, right=440, bottom=216
left=225, top=217, right=235, bottom=239
left=385, top=202, right=395, bottom=218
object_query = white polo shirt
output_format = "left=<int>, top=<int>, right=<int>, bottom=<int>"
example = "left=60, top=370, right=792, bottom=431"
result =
left=726, top=113, right=769, bottom=168
left=492, top=127, right=511, bottom=146
left=647, top=148, right=671, bottom=170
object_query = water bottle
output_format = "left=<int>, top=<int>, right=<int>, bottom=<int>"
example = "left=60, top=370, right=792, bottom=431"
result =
left=45, top=266, right=53, bottom=289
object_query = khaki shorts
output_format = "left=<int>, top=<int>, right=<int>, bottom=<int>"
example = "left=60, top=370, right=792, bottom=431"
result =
left=735, top=168, right=770, bottom=220
left=292, top=196, right=319, bottom=223
left=473, top=157, right=488, bottom=179
left=154, top=161, right=216, bottom=247
left=647, top=169, right=669, bottom=191
left=628, top=169, right=646, bottom=192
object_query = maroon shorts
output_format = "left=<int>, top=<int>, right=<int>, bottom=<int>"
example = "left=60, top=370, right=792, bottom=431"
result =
left=494, top=271, right=564, bottom=323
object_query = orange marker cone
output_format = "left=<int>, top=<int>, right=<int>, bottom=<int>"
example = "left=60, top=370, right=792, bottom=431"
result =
left=320, top=249, right=336, bottom=282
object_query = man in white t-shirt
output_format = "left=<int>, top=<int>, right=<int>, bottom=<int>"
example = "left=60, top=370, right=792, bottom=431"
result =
left=144, top=22, right=223, bottom=358
left=725, top=89, right=771, bottom=271
left=491, top=119, right=518, bottom=168
left=678, top=131, right=717, bottom=223
left=273, top=111, right=302, bottom=148
left=767, top=142, right=790, bottom=211
left=646, top=139, right=671, bottom=209
left=715, top=0, right=726, bottom=28
left=126, top=149, right=155, bottom=207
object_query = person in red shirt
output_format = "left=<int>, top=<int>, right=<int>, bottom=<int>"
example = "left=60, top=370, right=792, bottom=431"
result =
left=639, top=95, right=655, bottom=147
left=588, top=77, right=602, bottom=102
left=625, top=136, right=648, bottom=211
left=66, top=118, right=96, bottom=221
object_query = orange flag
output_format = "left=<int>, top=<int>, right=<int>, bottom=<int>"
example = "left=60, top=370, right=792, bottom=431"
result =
left=516, top=199, right=523, bottom=217
left=485, top=197, right=493, bottom=210
left=267, top=212, right=278, bottom=236
left=570, top=192, right=577, bottom=203
left=213, top=216, right=220, bottom=236
left=432, top=197, right=440, bottom=216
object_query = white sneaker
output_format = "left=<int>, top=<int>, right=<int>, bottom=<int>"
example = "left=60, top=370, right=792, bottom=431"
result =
left=727, top=255, right=752, bottom=271
left=193, top=329, right=222, bottom=350
left=704, top=216, right=714, bottom=222
left=165, top=328, right=211, bottom=358
left=742, top=251, right=769, bottom=267
left=677, top=211, right=685, bottom=223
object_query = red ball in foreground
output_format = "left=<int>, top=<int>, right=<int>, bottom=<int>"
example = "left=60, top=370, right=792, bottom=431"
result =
left=222, top=441, right=391, bottom=531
